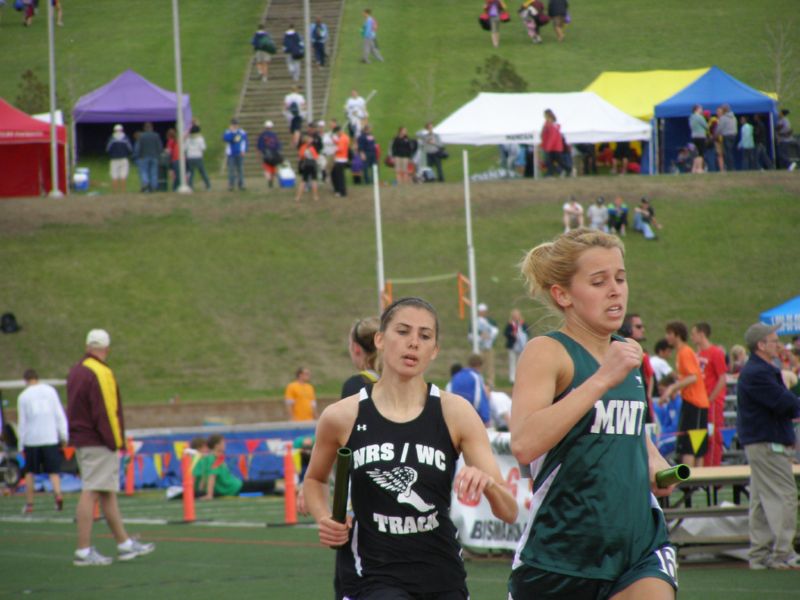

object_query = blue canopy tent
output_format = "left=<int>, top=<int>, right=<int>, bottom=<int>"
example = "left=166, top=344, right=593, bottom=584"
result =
left=653, top=66, right=778, bottom=172
left=760, top=295, right=800, bottom=336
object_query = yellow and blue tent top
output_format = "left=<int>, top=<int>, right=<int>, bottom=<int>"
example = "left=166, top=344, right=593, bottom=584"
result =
left=585, top=68, right=709, bottom=121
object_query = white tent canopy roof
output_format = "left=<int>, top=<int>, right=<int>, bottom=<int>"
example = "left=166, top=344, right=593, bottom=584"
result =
left=434, top=92, right=651, bottom=146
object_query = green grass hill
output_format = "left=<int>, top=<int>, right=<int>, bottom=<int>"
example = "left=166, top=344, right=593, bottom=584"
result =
left=2, top=174, right=799, bottom=403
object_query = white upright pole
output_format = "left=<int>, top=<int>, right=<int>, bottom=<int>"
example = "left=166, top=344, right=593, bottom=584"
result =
left=303, top=0, right=314, bottom=123
left=172, top=0, right=191, bottom=194
left=46, top=0, right=62, bottom=198
left=769, top=112, right=776, bottom=168
left=373, top=163, right=385, bottom=313
left=532, top=143, right=540, bottom=180
left=463, top=150, right=479, bottom=354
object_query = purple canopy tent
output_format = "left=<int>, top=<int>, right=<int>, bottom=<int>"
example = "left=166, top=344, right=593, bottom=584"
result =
left=72, top=69, right=192, bottom=157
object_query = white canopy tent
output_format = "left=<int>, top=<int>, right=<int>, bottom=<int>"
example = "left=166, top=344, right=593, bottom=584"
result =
left=434, top=91, right=651, bottom=146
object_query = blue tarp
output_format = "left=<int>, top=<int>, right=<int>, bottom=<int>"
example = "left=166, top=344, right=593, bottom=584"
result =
left=760, top=295, right=800, bottom=335
left=654, top=66, right=778, bottom=171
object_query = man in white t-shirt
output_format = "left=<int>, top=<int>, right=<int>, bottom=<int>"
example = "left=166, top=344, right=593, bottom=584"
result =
left=283, top=86, right=307, bottom=146
left=650, top=338, right=674, bottom=384
left=17, top=369, right=68, bottom=514
left=344, top=89, right=368, bottom=138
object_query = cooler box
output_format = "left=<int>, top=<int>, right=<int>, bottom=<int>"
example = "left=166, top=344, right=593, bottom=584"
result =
left=73, top=167, right=90, bottom=191
left=278, top=165, right=295, bottom=188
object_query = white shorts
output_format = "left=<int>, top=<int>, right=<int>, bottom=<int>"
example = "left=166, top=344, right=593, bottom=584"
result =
left=110, top=158, right=129, bottom=180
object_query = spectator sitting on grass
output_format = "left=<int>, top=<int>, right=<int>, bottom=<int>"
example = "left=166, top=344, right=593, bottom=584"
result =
left=194, top=434, right=279, bottom=499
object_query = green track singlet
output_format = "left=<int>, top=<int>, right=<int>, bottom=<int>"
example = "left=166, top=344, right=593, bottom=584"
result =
left=511, top=332, right=670, bottom=580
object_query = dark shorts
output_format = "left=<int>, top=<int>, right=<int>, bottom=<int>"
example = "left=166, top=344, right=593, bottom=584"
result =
left=691, top=137, right=706, bottom=154
left=509, top=544, right=678, bottom=599
left=343, top=584, right=468, bottom=600
left=290, top=116, right=303, bottom=133
left=23, top=444, right=63, bottom=475
left=614, top=142, right=630, bottom=160
left=299, top=163, right=318, bottom=182
left=676, top=401, right=708, bottom=457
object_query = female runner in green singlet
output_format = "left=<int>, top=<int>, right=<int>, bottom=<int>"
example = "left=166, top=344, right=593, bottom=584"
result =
left=509, top=229, right=678, bottom=600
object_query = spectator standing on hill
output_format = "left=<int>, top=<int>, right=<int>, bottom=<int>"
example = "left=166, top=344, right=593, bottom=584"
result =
left=331, top=125, right=350, bottom=197
left=776, top=109, right=795, bottom=170
left=223, top=119, right=247, bottom=192
left=587, top=196, right=609, bottom=232
left=295, top=133, right=320, bottom=202
left=449, top=354, right=491, bottom=425
left=547, top=0, right=568, bottom=42
left=134, top=122, right=162, bottom=193
left=650, top=339, right=674, bottom=384
left=251, top=23, right=275, bottom=83
left=612, top=141, right=630, bottom=175
left=256, top=120, right=282, bottom=189
left=421, top=122, right=445, bottom=183
left=67, top=329, right=155, bottom=566
left=106, top=124, right=133, bottom=194
left=717, top=104, right=738, bottom=171
left=729, top=344, right=748, bottom=375
left=305, top=297, right=517, bottom=600
left=18, top=369, right=68, bottom=515
left=519, top=0, right=548, bottom=44
left=484, top=0, right=507, bottom=48
left=504, top=309, right=529, bottom=385
left=738, top=116, right=755, bottom=171
left=391, top=126, right=415, bottom=185
left=283, top=24, right=304, bottom=82
left=310, top=16, right=328, bottom=67
left=509, top=229, right=677, bottom=599
left=688, top=104, right=708, bottom=173
left=607, top=196, right=628, bottom=236
left=753, top=115, right=773, bottom=170
left=21, top=0, right=35, bottom=27
left=663, top=321, right=709, bottom=468
left=284, top=86, right=307, bottom=148
left=165, top=128, right=181, bottom=191
left=185, top=124, right=210, bottom=191
left=357, top=124, right=378, bottom=184
left=736, top=323, right=800, bottom=570
left=471, top=303, right=499, bottom=388
left=541, top=109, right=564, bottom=176
left=361, top=8, right=383, bottom=63
left=562, top=196, right=584, bottom=233
left=708, top=108, right=724, bottom=172
left=285, top=367, right=317, bottom=421
left=691, top=322, right=728, bottom=467
left=344, top=89, right=368, bottom=139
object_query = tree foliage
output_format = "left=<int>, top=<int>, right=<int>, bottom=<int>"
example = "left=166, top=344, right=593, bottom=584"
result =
left=470, top=55, right=529, bottom=94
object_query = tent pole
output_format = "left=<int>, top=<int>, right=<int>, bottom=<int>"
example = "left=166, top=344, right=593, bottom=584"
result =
left=46, top=0, right=62, bottom=198
left=769, top=111, right=776, bottom=169
left=303, top=0, right=313, bottom=123
left=172, top=0, right=191, bottom=194
left=533, top=143, right=540, bottom=180
left=373, top=163, right=385, bottom=313
left=463, top=150, right=479, bottom=355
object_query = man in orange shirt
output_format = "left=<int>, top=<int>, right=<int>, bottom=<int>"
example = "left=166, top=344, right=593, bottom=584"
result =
left=691, top=322, right=729, bottom=466
left=284, top=367, right=318, bottom=421
left=331, top=126, right=350, bottom=197
left=663, top=321, right=709, bottom=466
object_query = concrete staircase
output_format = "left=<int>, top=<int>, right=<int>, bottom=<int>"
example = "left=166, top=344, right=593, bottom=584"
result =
left=235, top=0, right=344, bottom=179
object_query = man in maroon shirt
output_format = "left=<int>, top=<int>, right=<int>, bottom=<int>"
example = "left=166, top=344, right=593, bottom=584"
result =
left=691, top=322, right=729, bottom=466
left=67, top=329, right=155, bottom=566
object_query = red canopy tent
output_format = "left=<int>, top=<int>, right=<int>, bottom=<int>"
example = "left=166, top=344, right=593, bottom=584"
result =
left=0, top=98, right=68, bottom=198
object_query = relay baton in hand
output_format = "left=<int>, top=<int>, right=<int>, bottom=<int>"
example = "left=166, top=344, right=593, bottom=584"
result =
left=655, top=464, right=691, bottom=488
left=331, top=447, right=352, bottom=524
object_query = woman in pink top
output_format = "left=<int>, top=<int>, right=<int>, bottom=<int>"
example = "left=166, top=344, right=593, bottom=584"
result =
left=541, top=109, right=564, bottom=176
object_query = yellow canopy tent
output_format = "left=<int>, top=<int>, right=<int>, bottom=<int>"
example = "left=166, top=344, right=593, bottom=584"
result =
left=584, top=69, right=710, bottom=121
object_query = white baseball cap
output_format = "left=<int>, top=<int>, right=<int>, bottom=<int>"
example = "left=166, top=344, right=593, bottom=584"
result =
left=86, top=329, right=111, bottom=348
left=264, top=120, right=274, bottom=128
left=478, top=303, right=488, bottom=312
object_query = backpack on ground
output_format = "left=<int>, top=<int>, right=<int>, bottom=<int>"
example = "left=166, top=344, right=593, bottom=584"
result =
left=1, top=312, right=20, bottom=334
